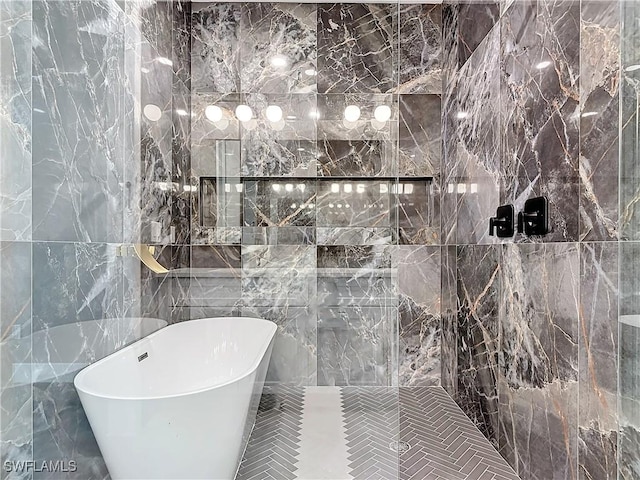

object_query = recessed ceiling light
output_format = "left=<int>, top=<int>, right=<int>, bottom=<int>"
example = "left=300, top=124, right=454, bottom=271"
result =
left=536, top=60, right=552, bottom=69
left=205, top=105, right=223, bottom=122
left=625, top=64, right=640, bottom=72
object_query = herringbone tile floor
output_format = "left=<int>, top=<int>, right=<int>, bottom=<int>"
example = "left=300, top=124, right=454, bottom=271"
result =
left=236, top=386, right=520, bottom=480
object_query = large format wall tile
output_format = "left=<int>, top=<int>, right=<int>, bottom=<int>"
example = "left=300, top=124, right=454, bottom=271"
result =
left=579, top=0, right=619, bottom=242
left=500, top=0, right=580, bottom=243
left=447, top=25, right=501, bottom=245
left=396, top=4, right=441, bottom=95
left=317, top=245, right=396, bottom=386
left=32, top=0, right=126, bottom=243
left=499, top=243, right=579, bottom=479
left=242, top=245, right=317, bottom=385
left=0, top=242, right=33, bottom=479
left=455, top=244, right=500, bottom=446
left=396, top=246, right=440, bottom=387
left=317, top=3, right=396, bottom=94
left=0, top=1, right=32, bottom=242
left=240, top=3, right=316, bottom=94
left=619, top=242, right=640, bottom=479
left=579, top=242, right=618, bottom=479
left=191, top=3, right=240, bottom=93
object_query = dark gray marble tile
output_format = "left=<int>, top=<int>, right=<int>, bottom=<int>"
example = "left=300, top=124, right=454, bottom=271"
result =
left=242, top=226, right=316, bottom=246
left=440, top=246, right=457, bottom=397
left=619, top=396, right=640, bottom=480
left=455, top=244, right=500, bottom=446
left=241, top=93, right=317, bottom=177
left=242, top=245, right=317, bottom=385
left=171, top=1, right=191, bottom=86
left=397, top=4, right=442, bottom=95
left=0, top=0, right=32, bottom=242
left=171, top=77, right=192, bottom=245
left=499, top=243, right=579, bottom=479
left=317, top=245, right=396, bottom=386
left=619, top=1, right=640, bottom=241
left=317, top=3, right=396, bottom=94
left=191, top=3, right=240, bottom=93
left=578, top=242, right=618, bottom=480
left=441, top=3, right=458, bottom=91
left=500, top=0, right=580, bottom=244
left=240, top=3, right=316, bottom=94
left=457, top=1, right=499, bottom=68
left=317, top=94, right=397, bottom=152
left=317, top=140, right=391, bottom=178
left=399, top=94, right=441, bottom=178
left=138, top=0, right=173, bottom=62
left=398, top=179, right=439, bottom=246
left=316, top=227, right=394, bottom=246
left=396, top=246, right=441, bottom=387
left=191, top=93, right=241, bottom=147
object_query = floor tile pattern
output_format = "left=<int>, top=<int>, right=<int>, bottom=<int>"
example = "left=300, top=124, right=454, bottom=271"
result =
left=236, top=386, right=305, bottom=480
left=237, top=386, right=520, bottom=480
left=399, top=388, right=520, bottom=480
left=342, top=387, right=400, bottom=480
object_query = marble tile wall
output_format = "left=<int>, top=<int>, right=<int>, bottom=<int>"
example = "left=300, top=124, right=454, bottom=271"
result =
left=442, top=0, right=630, bottom=479
left=187, top=2, right=444, bottom=389
left=1, top=0, right=191, bottom=478
left=1, top=2, right=33, bottom=477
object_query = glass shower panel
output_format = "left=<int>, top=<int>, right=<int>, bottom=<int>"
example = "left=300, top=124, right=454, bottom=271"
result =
left=620, top=1, right=640, bottom=477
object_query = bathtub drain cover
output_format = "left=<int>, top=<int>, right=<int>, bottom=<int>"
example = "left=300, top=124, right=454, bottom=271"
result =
left=389, top=441, right=411, bottom=454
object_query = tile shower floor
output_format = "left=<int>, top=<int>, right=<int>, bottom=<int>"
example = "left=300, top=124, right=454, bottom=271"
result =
left=236, top=387, right=520, bottom=480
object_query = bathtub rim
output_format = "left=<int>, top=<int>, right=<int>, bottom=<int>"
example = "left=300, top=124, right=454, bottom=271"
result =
left=73, top=316, right=277, bottom=401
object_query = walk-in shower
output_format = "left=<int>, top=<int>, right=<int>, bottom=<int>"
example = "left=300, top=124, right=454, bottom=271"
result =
left=0, top=0, right=638, bottom=479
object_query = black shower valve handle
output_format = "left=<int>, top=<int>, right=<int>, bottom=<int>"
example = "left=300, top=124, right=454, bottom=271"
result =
left=488, top=204, right=515, bottom=238
left=517, top=196, right=549, bottom=236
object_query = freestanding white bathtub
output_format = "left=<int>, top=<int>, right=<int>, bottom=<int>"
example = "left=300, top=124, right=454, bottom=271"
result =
left=74, top=317, right=277, bottom=480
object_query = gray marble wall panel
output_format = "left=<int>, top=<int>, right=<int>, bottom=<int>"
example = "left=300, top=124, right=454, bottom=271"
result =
left=397, top=4, right=441, bottom=95
left=456, top=245, right=500, bottom=446
left=242, top=245, right=316, bottom=385
left=187, top=2, right=443, bottom=390
left=619, top=242, right=640, bottom=479
left=0, top=242, right=33, bottom=480
left=396, top=246, right=440, bottom=387
left=32, top=0, right=126, bottom=244
left=317, top=3, right=396, bottom=94
left=317, top=245, right=396, bottom=386
left=500, top=0, right=580, bottom=244
left=240, top=3, right=316, bottom=94
left=0, top=1, right=32, bottom=242
left=579, top=0, right=619, bottom=242
left=191, top=3, right=240, bottom=93
left=499, top=243, right=579, bottom=479
left=440, top=245, right=457, bottom=397
left=579, top=242, right=618, bottom=479
left=446, top=25, right=501, bottom=245
left=31, top=242, right=123, bottom=480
